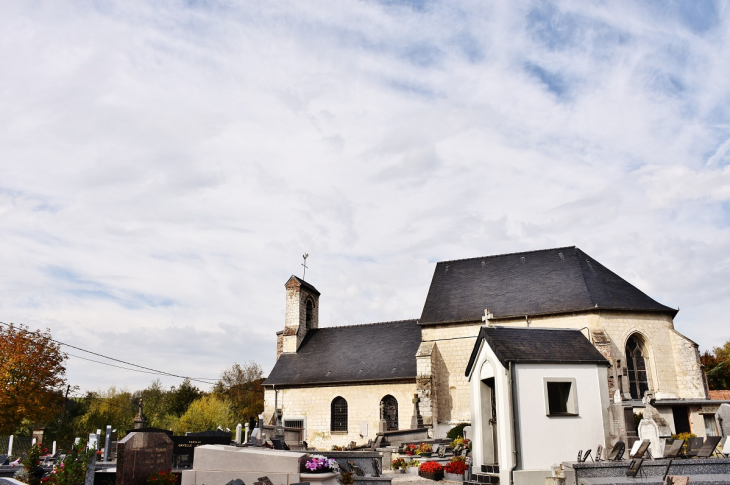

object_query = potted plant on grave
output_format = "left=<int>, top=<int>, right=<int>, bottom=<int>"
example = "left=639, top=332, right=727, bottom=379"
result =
left=147, top=469, right=177, bottom=485
left=301, top=455, right=340, bottom=485
left=444, top=457, right=468, bottom=482
left=391, top=458, right=406, bottom=473
left=404, top=444, right=418, bottom=456
left=419, top=461, right=444, bottom=481
left=406, top=460, right=420, bottom=475
left=338, top=471, right=354, bottom=485
left=419, top=443, right=433, bottom=457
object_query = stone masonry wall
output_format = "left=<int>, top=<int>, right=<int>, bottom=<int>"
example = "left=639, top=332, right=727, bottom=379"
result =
left=669, top=329, right=707, bottom=399
left=494, top=311, right=702, bottom=400
left=264, top=381, right=417, bottom=450
left=420, top=322, right=482, bottom=435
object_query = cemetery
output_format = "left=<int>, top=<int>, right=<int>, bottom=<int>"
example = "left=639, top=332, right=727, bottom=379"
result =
left=3, top=250, right=730, bottom=485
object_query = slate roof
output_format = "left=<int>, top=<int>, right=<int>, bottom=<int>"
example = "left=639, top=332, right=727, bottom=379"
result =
left=263, top=320, right=421, bottom=387
left=420, top=246, right=677, bottom=324
left=465, top=326, right=610, bottom=376
left=288, top=275, right=320, bottom=296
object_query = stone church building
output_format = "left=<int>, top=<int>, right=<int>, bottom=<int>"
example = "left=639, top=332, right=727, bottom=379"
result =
left=263, top=246, right=709, bottom=450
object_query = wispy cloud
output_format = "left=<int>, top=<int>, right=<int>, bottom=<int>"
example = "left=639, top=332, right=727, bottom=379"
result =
left=0, top=0, right=729, bottom=391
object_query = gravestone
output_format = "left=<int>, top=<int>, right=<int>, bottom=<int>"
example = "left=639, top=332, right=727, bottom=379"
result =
left=85, top=453, right=97, bottom=485
left=716, top=403, right=730, bottom=437
left=117, top=431, right=173, bottom=485
left=88, top=433, right=98, bottom=451
left=684, top=437, right=704, bottom=457
left=607, top=441, right=625, bottom=461
left=664, top=477, right=689, bottom=485
left=637, top=419, right=662, bottom=458
left=625, top=458, right=643, bottom=478
left=663, top=440, right=683, bottom=459
left=172, top=433, right=231, bottom=468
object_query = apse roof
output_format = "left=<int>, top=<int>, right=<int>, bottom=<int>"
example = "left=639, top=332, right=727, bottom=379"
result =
left=420, top=246, right=677, bottom=325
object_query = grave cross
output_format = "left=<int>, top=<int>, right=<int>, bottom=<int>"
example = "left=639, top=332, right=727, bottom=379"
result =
left=302, top=253, right=309, bottom=279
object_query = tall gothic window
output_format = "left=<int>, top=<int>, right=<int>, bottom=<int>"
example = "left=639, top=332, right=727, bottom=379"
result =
left=331, top=397, right=348, bottom=432
left=626, top=335, right=650, bottom=399
left=380, top=395, right=398, bottom=430
left=306, top=299, right=314, bottom=329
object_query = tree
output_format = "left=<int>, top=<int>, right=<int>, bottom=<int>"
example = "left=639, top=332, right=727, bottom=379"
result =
left=175, top=395, right=233, bottom=434
left=165, top=378, right=203, bottom=417
left=0, top=323, right=67, bottom=433
left=75, top=387, right=136, bottom=438
left=702, top=339, right=730, bottom=390
left=214, top=362, right=265, bottom=422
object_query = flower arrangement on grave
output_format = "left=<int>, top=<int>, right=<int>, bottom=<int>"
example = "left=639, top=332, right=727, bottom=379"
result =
left=391, top=458, right=406, bottom=470
left=444, top=458, right=468, bottom=475
left=303, top=455, right=339, bottom=474
left=44, top=442, right=94, bottom=485
left=407, top=459, right=421, bottom=468
left=331, top=445, right=345, bottom=451
left=338, top=471, right=354, bottom=485
left=419, top=462, right=443, bottom=474
left=21, top=443, right=43, bottom=485
left=404, top=443, right=418, bottom=455
left=146, top=470, right=177, bottom=485
left=418, top=460, right=444, bottom=480
left=451, top=437, right=471, bottom=455
left=419, top=443, right=433, bottom=453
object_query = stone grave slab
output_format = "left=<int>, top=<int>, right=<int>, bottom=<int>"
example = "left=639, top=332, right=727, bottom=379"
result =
left=116, top=431, right=173, bottom=485
left=180, top=445, right=306, bottom=485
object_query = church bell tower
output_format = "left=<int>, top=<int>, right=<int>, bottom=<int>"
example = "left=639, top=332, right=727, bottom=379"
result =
left=277, top=275, right=320, bottom=358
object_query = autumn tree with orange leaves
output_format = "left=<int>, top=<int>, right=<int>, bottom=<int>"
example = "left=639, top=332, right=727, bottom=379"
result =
left=0, top=323, right=68, bottom=433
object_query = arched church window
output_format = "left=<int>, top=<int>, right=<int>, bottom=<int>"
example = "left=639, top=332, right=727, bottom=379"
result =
left=331, top=396, right=348, bottom=432
left=380, top=395, right=398, bottom=430
left=626, top=335, right=651, bottom=399
left=306, top=299, right=314, bottom=329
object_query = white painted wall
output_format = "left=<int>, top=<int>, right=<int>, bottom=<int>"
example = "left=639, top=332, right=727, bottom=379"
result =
left=468, top=339, right=515, bottom=485
left=514, top=363, right=610, bottom=472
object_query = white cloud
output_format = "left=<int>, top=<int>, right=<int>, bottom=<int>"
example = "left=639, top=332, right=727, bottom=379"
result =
left=1, top=0, right=729, bottom=392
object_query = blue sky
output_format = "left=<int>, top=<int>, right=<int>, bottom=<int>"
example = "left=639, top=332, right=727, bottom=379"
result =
left=1, top=0, right=729, bottom=393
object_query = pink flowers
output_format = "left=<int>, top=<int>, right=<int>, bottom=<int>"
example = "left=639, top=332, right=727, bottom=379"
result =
left=304, top=455, right=338, bottom=473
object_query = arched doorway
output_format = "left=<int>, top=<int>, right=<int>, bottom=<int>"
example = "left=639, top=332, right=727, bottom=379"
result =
left=380, top=395, right=398, bottom=431
left=625, top=334, right=651, bottom=399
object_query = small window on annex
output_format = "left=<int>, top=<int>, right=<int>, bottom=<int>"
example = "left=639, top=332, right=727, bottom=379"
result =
left=331, top=396, right=348, bottom=433
left=544, top=378, right=578, bottom=416
left=703, top=414, right=719, bottom=437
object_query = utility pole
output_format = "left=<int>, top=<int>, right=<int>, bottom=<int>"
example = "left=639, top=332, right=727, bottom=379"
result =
left=61, top=385, right=71, bottom=424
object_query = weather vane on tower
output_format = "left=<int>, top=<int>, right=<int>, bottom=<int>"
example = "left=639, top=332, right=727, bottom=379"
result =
left=302, top=253, right=309, bottom=279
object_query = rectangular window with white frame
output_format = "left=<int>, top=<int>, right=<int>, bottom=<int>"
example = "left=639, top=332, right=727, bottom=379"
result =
left=544, top=377, right=579, bottom=416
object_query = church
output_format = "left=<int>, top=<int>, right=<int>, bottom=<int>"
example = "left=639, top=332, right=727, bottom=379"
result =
left=262, top=246, right=711, bottom=450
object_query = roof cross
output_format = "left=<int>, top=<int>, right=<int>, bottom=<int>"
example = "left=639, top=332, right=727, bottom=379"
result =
left=302, top=253, right=309, bottom=279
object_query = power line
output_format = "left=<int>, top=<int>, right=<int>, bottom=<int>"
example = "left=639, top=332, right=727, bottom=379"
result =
left=0, top=321, right=264, bottom=393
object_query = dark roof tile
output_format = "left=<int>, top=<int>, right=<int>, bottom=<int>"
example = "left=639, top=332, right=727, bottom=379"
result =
left=420, top=247, right=676, bottom=324
left=465, top=326, right=610, bottom=375
left=264, top=320, right=420, bottom=387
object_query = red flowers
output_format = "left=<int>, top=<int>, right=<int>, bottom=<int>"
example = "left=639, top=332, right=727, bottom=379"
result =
left=444, top=460, right=468, bottom=474
left=419, top=461, right=443, bottom=473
